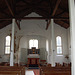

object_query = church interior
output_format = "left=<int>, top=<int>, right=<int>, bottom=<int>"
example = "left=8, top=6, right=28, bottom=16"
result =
left=0, top=0, right=73, bottom=75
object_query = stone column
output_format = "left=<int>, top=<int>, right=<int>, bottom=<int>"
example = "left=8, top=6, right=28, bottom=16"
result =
left=10, top=19, right=15, bottom=66
left=68, top=0, right=75, bottom=75
left=51, top=19, right=56, bottom=67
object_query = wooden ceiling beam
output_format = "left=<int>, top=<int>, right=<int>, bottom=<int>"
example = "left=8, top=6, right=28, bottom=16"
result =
left=0, top=11, right=9, bottom=16
left=16, top=5, right=51, bottom=9
left=48, top=0, right=53, bottom=15
left=5, top=0, right=21, bottom=30
left=35, top=0, right=45, bottom=4
left=22, top=0, right=30, bottom=5
left=0, top=17, right=69, bottom=20
left=55, top=10, right=65, bottom=16
left=52, top=0, right=61, bottom=16
left=46, top=0, right=61, bottom=30
left=46, top=20, right=51, bottom=30
left=16, top=7, right=31, bottom=14
left=59, top=7, right=69, bottom=13
left=0, top=7, right=12, bottom=18
left=11, top=0, right=16, bottom=16
left=33, top=8, right=49, bottom=16
left=15, top=20, right=21, bottom=30
left=16, top=8, right=32, bottom=18
left=61, top=20, right=69, bottom=24
left=22, top=0, right=44, bottom=5
left=5, top=0, right=14, bottom=17
left=46, top=19, right=50, bottom=30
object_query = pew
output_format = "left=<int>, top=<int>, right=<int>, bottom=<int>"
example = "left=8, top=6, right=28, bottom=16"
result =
left=42, top=71, right=71, bottom=75
left=0, top=66, right=25, bottom=75
left=40, top=66, right=71, bottom=75
left=0, top=71, right=21, bottom=75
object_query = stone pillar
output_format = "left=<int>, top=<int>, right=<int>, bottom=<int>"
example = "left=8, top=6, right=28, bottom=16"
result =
left=68, top=0, right=75, bottom=75
left=10, top=19, right=15, bottom=66
left=51, top=19, right=55, bottom=67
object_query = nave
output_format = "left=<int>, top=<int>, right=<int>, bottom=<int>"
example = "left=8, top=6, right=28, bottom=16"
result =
left=25, top=69, right=40, bottom=75
left=26, top=70, right=34, bottom=75
left=0, top=0, right=75, bottom=74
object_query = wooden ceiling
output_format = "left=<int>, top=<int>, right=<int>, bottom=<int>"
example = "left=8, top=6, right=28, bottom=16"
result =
left=0, top=0, right=69, bottom=29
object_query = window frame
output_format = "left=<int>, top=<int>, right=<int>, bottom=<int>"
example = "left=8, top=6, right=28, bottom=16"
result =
left=29, top=39, right=38, bottom=49
left=4, top=35, right=11, bottom=55
left=56, top=36, right=63, bottom=55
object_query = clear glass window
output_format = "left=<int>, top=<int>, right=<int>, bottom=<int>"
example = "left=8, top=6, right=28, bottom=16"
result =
left=5, top=36, right=11, bottom=54
left=29, top=39, right=38, bottom=49
left=56, top=36, right=62, bottom=54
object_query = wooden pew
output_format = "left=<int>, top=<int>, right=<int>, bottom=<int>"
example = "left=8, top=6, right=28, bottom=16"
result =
left=42, top=71, right=71, bottom=75
left=40, top=66, right=71, bottom=75
left=0, top=71, right=21, bottom=75
left=0, top=66, right=25, bottom=75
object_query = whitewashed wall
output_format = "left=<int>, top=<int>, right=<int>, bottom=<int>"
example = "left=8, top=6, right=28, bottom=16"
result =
left=0, top=12, right=70, bottom=64
left=18, top=35, right=47, bottom=64
left=54, top=23, right=70, bottom=64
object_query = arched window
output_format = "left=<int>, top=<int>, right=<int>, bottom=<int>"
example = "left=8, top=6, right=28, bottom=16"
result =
left=56, top=36, right=62, bottom=54
left=29, top=39, right=38, bottom=49
left=5, top=36, right=11, bottom=54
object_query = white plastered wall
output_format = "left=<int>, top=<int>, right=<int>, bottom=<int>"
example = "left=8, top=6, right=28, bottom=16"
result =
left=0, top=12, right=70, bottom=64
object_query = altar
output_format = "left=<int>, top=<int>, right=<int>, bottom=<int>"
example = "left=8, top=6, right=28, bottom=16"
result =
left=28, top=58, right=39, bottom=65
left=27, top=47, right=40, bottom=67
left=27, top=54, right=40, bottom=66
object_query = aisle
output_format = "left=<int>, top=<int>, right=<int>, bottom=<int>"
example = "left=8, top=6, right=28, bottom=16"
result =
left=25, top=69, right=40, bottom=75
left=25, top=70, right=34, bottom=75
